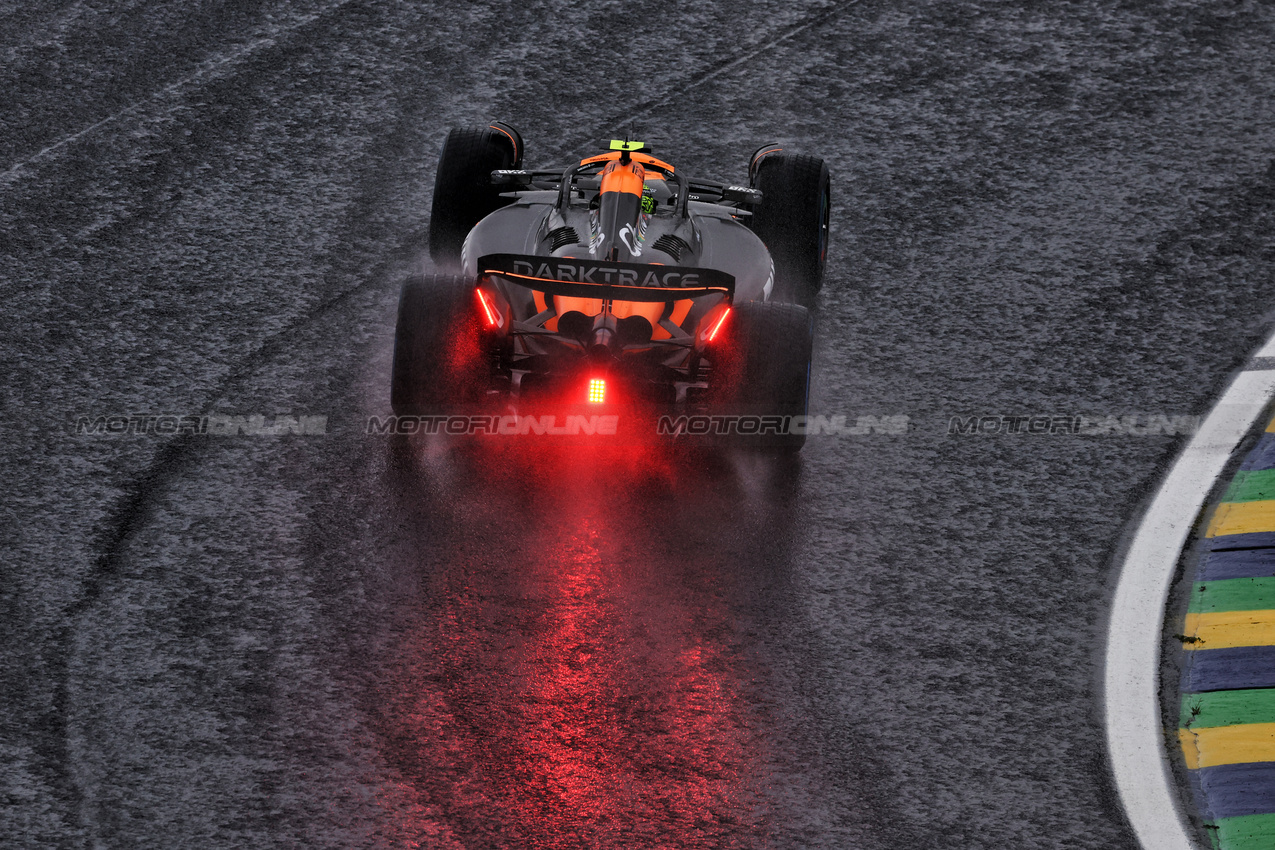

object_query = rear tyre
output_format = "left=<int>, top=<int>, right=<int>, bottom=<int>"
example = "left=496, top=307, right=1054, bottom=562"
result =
left=428, top=123, right=524, bottom=270
left=710, top=301, right=813, bottom=453
left=748, top=150, right=830, bottom=308
left=391, top=274, right=487, bottom=414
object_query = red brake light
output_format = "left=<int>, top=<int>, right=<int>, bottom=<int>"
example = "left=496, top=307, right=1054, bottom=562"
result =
left=588, top=378, right=606, bottom=404
left=476, top=288, right=500, bottom=328
left=706, top=306, right=732, bottom=342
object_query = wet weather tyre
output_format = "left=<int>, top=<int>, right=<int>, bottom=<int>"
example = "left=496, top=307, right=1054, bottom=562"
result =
left=712, top=301, right=813, bottom=452
left=748, top=152, right=830, bottom=308
left=390, top=274, right=486, bottom=414
left=428, top=124, right=524, bottom=270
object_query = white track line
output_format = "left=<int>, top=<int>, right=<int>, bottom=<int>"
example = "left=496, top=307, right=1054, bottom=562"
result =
left=1105, top=332, right=1275, bottom=849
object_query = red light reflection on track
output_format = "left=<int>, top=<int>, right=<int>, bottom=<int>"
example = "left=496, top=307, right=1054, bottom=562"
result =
left=396, top=447, right=775, bottom=847
left=509, top=521, right=747, bottom=840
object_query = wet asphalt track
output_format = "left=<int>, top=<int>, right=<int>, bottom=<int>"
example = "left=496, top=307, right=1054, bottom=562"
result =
left=5, top=1, right=1275, bottom=847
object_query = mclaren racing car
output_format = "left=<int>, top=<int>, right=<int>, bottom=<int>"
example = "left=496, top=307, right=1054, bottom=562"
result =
left=391, top=123, right=830, bottom=451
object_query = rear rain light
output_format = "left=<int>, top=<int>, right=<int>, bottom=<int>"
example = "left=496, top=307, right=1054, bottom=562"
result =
left=588, top=378, right=607, bottom=404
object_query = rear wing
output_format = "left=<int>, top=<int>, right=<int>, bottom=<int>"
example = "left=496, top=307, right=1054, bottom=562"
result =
left=478, top=253, right=735, bottom=302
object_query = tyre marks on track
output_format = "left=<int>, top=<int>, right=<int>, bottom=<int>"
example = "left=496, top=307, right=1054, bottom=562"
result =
left=35, top=8, right=430, bottom=837
left=36, top=4, right=857, bottom=844
left=601, top=1, right=855, bottom=139
left=0, top=0, right=357, bottom=187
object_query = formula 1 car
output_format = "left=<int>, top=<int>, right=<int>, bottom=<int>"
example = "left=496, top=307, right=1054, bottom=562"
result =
left=391, top=123, right=830, bottom=451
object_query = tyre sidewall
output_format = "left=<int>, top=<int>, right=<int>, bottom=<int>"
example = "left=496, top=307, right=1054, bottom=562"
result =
left=749, top=153, right=830, bottom=308
left=708, top=301, right=813, bottom=451
left=428, top=126, right=520, bottom=269
left=391, top=275, right=487, bottom=414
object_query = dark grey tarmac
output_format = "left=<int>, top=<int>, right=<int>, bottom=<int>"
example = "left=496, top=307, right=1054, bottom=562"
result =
left=5, top=1, right=1275, bottom=847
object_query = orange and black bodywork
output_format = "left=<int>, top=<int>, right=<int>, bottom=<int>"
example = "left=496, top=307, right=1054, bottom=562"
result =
left=458, top=140, right=772, bottom=409
left=595, top=158, right=645, bottom=262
